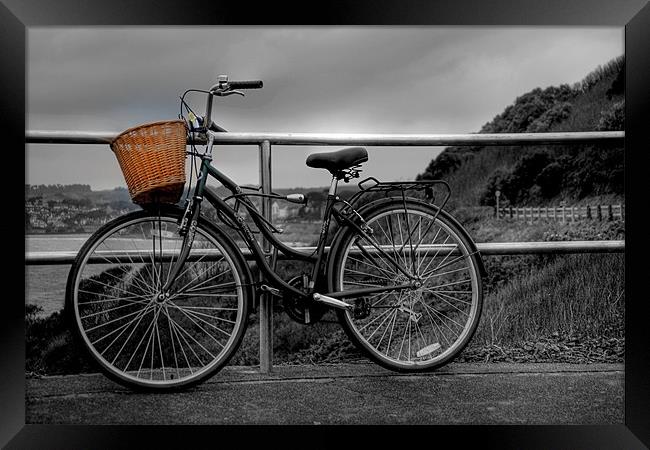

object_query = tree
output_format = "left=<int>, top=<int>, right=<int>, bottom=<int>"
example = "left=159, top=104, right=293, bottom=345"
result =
left=535, top=162, right=564, bottom=198
left=597, top=101, right=624, bottom=131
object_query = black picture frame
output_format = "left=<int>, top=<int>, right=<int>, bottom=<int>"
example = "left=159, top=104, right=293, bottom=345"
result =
left=5, top=0, right=649, bottom=447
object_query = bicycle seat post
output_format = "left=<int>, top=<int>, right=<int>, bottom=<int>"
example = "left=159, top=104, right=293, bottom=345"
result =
left=328, top=174, right=339, bottom=197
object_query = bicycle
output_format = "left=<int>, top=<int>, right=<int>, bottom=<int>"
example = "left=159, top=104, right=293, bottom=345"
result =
left=65, top=76, right=486, bottom=390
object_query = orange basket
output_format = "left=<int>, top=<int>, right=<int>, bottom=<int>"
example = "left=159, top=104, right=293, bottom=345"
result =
left=110, top=120, right=187, bottom=205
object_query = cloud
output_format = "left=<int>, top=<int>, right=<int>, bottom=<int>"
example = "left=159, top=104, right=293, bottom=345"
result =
left=26, top=27, right=622, bottom=189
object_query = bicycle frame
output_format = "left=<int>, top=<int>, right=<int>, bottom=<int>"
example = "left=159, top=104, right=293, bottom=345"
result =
left=160, top=132, right=420, bottom=302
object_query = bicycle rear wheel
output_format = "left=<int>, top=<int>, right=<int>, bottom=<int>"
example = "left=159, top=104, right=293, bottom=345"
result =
left=65, top=206, right=252, bottom=390
left=328, top=199, right=483, bottom=371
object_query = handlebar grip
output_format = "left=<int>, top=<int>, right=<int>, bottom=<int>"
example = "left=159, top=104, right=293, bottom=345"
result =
left=229, top=80, right=263, bottom=89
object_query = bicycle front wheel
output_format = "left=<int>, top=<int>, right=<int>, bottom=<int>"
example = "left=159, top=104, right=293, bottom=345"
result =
left=328, top=199, right=483, bottom=372
left=65, top=206, right=252, bottom=390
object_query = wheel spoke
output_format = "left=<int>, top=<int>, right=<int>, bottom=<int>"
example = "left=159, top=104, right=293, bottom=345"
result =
left=365, top=306, right=398, bottom=342
left=357, top=307, right=395, bottom=333
left=164, top=304, right=197, bottom=372
left=93, top=301, right=153, bottom=350
left=105, top=306, right=154, bottom=365
left=346, top=254, right=396, bottom=280
left=421, top=288, right=472, bottom=306
left=418, top=235, right=452, bottom=277
left=344, top=267, right=395, bottom=283
left=167, top=301, right=227, bottom=348
left=140, top=224, right=161, bottom=291
left=82, top=277, right=148, bottom=302
left=421, top=301, right=465, bottom=331
left=426, top=291, right=471, bottom=316
left=166, top=312, right=216, bottom=361
left=162, top=304, right=181, bottom=378
left=376, top=308, right=398, bottom=354
left=170, top=265, right=231, bottom=300
left=415, top=226, right=443, bottom=274
left=77, top=291, right=149, bottom=304
left=80, top=299, right=149, bottom=319
left=123, top=306, right=159, bottom=373
left=169, top=300, right=236, bottom=330
left=353, top=240, right=400, bottom=279
left=168, top=304, right=237, bottom=325
left=84, top=307, right=150, bottom=333
left=420, top=253, right=472, bottom=280
left=155, top=311, right=166, bottom=380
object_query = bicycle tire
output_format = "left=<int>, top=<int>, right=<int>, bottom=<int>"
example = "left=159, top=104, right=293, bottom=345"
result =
left=328, top=198, right=483, bottom=372
left=65, top=205, right=253, bottom=390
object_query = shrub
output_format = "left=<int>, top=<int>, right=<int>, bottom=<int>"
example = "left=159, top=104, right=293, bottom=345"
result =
left=534, top=162, right=564, bottom=198
left=597, top=100, right=625, bottom=131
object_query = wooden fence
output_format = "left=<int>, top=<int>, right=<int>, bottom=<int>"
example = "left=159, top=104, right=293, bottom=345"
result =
left=498, top=204, right=625, bottom=222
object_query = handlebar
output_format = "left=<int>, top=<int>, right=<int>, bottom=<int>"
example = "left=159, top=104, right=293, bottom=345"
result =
left=200, top=75, right=263, bottom=133
left=209, top=76, right=263, bottom=95
left=228, top=80, right=263, bottom=90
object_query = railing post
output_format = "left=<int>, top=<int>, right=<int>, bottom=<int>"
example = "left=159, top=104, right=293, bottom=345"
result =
left=259, top=140, right=273, bottom=373
left=597, top=204, right=602, bottom=221
left=607, top=204, right=613, bottom=221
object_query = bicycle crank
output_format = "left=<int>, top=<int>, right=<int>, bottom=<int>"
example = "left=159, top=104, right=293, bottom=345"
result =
left=313, top=293, right=354, bottom=311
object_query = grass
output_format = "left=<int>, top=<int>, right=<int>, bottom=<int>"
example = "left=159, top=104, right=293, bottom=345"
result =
left=473, top=253, right=624, bottom=346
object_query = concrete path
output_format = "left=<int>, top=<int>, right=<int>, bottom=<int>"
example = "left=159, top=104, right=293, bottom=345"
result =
left=26, top=362, right=624, bottom=425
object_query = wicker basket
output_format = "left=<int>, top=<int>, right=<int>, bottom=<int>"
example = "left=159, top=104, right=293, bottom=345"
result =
left=110, top=120, right=187, bottom=205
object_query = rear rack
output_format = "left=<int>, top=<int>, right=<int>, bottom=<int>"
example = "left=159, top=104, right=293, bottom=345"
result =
left=346, top=176, right=451, bottom=211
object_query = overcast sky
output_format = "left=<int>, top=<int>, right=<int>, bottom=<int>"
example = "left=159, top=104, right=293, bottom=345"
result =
left=26, top=27, right=623, bottom=190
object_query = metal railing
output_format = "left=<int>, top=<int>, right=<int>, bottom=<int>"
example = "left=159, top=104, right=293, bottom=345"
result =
left=25, top=130, right=625, bottom=373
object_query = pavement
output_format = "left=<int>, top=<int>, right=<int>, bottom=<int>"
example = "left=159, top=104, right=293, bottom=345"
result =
left=26, top=362, right=624, bottom=425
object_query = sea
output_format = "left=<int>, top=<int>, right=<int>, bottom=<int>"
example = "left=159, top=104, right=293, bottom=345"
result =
left=25, top=234, right=92, bottom=317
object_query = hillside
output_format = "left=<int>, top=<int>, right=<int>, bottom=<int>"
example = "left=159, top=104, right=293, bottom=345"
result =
left=417, top=56, right=625, bottom=209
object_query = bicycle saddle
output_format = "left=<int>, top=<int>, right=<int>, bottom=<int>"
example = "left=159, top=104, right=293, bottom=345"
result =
left=306, top=147, right=368, bottom=173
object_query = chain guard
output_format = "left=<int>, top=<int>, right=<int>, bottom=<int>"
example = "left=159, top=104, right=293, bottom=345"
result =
left=282, top=276, right=328, bottom=325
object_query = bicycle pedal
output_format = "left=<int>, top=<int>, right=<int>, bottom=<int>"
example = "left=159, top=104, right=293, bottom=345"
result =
left=353, top=298, right=371, bottom=320
left=260, top=284, right=282, bottom=297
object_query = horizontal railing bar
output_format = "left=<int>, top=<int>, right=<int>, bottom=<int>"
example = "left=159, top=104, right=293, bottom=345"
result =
left=201, top=131, right=625, bottom=146
left=476, top=240, right=624, bottom=255
left=27, top=130, right=116, bottom=144
left=25, top=240, right=625, bottom=265
left=26, top=130, right=624, bottom=146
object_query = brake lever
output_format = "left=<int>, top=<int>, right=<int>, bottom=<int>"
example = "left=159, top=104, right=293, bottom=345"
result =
left=212, top=89, right=245, bottom=97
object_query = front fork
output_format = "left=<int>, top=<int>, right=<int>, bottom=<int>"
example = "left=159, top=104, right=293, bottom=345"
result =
left=159, top=195, right=203, bottom=294
left=160, top=137, right=213, bottom=294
